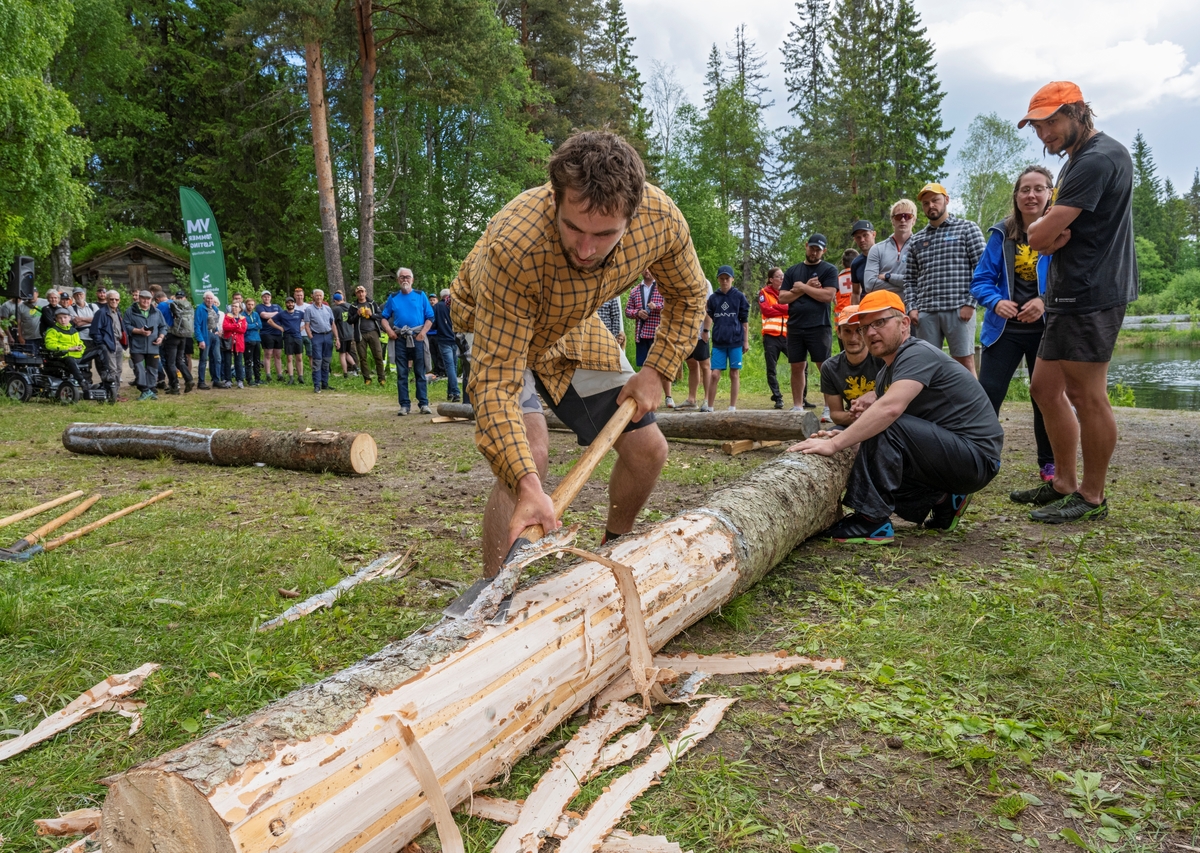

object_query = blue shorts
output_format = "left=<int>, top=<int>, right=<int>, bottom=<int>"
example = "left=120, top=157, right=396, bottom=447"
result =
left=711, top=345, right=743, bottom=371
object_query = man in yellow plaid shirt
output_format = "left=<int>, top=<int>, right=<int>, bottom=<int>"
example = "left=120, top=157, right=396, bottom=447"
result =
left=451, top=131, right=707, bottom=576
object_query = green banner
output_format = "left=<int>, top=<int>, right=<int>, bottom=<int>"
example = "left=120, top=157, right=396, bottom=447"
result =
left=179, top=187, right=227, bottom=306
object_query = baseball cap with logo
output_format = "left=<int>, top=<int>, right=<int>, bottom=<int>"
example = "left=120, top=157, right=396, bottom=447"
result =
left=1018, top=81, right=1084, bottom=128
left=836, top=305, right=861, bottom=326
left=716, top=265, right=735, bottom=278
left=851, top=290, right=906, bottom=321
left=850, top=220, right=874, bottom=234
left=807, top=233, right=827, bottom=249
left=917, top=182, right=949, bottom=201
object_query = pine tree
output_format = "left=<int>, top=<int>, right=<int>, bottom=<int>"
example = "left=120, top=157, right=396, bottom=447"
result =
left=596, top=0, right=650, bottom=152
left=1131, top=130, right=1169, bottom=268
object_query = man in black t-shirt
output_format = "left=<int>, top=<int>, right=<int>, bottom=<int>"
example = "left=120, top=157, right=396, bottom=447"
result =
left=789, top=290, right=1003, bottom=545
left=820, top=305, right=884, bottom=428
left=779, top=234, right=838, bottom=410
left=849, top=220, right=875, bottom=302
left=1024, top=82, right=1137, bottom=525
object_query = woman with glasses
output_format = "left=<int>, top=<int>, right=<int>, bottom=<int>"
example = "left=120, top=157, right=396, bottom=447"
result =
left=971, top=165, right=1056, bottom=492
left=863, top=199, right=916, bottom=297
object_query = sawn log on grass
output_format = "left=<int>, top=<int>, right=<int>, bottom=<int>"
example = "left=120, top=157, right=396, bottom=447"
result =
left=99, top=449, right=854, bottom=853
left=435, top=402, right=821, bottom=442
left=62, top=423, right=377, bottom=475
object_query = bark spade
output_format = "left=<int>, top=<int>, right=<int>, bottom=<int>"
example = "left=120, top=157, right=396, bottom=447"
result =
left=304, top=39, right=346, bottom=297
left=99, top=449, right=853, bottom=853
left=435, top=402, right=822, bottom=442
left=61, top=423, right=376, bottom=475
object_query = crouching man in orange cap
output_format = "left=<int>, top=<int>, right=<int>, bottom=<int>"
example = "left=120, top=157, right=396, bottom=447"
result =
left=788, top=291, right=1004, bottom=544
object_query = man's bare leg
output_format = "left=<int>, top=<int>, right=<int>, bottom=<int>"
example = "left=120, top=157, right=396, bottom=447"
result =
left=790, top=362, right=806, bottom=407
left=952, top=353, right=978, bottom=378
left=1030, top=358, right=1078, bottom=495
left=1061, top=360, right=1116, bottom=505
left=728, top=369, right=740, bottom=408
left=686, top=358, right=700, bottom=405
left=606, top=424, right=668, bottom=536
left=482, top=413, right=550, bottom=577
left=705, top=368, right=721, bottom=408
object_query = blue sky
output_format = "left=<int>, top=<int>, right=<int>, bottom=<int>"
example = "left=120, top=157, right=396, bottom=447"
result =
left=626, top=0, right=1200, bottom=193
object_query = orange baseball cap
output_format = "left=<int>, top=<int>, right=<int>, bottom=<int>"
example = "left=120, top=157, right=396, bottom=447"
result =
left=1018, top=81, right=1084, bottom=128
left=836, top=305, right=860, bottom=326
left=917, top=182, right=949, bottom=200
left=852, top=290, right=906, bottom=320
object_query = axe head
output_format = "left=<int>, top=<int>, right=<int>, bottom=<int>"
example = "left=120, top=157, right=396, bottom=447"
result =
left=0, top=543, right=43, bottom=562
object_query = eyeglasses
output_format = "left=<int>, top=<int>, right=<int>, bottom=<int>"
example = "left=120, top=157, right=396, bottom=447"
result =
left=1017, top=186, right=1052, bottom=195
left=862, top=316, right=898, bottom=332
left=892, top=213, right=914, bottom=222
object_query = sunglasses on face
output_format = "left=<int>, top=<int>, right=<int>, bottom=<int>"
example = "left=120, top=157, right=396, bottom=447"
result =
left=892, top=213, right=914, bottom=222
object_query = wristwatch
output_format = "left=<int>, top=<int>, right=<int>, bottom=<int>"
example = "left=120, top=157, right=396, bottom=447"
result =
left=884, top=273, right=891, bottom=283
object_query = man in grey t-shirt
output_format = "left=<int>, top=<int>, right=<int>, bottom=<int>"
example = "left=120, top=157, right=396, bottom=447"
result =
left=302, top=288, right=338, bottom=393
left=789, top=290, right=1003, bottom=545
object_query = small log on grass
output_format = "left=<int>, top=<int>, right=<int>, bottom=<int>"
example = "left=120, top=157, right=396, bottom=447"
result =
left=99, top=450, right=853, bottom=853
left=62, top=423, right=377, bottom=475
left=435, top=403, right=820, bottom=442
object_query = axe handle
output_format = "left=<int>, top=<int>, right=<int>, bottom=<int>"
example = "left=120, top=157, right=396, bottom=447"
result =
left=10, top=494, right=100, bottom=548
left=41, top=490, right=173, bottom=553
left=0, top=490, right=86, bottom=531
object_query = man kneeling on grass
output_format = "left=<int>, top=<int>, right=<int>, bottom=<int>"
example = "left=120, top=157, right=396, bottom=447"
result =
left=789, top=291, right=1004, bottom=544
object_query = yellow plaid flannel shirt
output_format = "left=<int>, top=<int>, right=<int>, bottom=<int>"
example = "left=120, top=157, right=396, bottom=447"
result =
left=451, top=183, right=706, bottom=490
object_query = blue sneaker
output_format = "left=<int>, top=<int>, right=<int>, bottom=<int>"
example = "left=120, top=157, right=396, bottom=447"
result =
left=821, top=513, right=895, bottom=545
left=926, top=493, right=971, bottom=531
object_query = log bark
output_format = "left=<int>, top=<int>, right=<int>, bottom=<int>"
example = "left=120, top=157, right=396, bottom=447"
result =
left=435, top=403, right=821, bottom=442
left=99, top=450, right=854, bottom=853
left=61, top=424, right=377, bottom=476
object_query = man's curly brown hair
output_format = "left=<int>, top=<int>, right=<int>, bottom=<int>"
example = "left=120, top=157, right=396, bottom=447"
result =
left=548, top=131, right=646, bottom=221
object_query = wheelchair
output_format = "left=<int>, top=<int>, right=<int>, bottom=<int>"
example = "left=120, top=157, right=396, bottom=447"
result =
left=1, top=345, right=112, bottom=404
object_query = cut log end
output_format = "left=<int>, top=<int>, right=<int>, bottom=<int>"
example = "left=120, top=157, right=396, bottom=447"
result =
left=350, top=432, right=378, bottom=475
left=101, top=771, right=235, bottom=853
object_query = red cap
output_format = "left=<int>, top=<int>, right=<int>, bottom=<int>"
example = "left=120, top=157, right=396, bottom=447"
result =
left=1018, top=81, right=1084, bottom=128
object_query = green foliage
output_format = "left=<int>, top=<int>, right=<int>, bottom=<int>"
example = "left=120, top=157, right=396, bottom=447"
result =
left=1135, top=235, right=1172, bottom=295
left=955, top=113, right=1031, bottom=228
left=72, top=225, right=187, bottom=267
left=0, top=0, right=90, bottom=265
left=1107, top=383, right=1136, bottom=408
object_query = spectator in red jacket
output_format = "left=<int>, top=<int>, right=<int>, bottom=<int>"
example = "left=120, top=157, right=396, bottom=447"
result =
left=758, top=266, right=789, bottom=409
left=222, top=302, right=248, bottom=389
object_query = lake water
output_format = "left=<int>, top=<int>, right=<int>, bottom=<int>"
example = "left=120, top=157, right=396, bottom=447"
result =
left=1107, top=347, right=1200, bottom=411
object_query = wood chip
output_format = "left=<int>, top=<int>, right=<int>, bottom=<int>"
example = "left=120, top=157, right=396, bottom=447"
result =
left=0, top=664, right=159, bottom=762
left=720, top=440, right=781, bottom=456
left=557, top=698, right=736, bottom=853
left=51, top=832, right=99, bottom=853
left=258, top=549, right=412, bottom=631
left=34, top=808, right=102, bottom=836
left=388, top=716, right=464, bottom=853
left=589, top=724, right=654, bottom=779
left=493, top=702, right=646, bottom=853
left=277, top=588, right=301, bottom=599
left=460, top=799, right=681, bottom=851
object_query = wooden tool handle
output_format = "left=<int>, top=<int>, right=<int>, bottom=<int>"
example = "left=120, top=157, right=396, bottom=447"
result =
left=0, top=490, right=85, bottom=531
left=41, top=490, right=174, bottom=553
left=519, top=397, right=640, bottom=543
left=22, top=495, right=101, bottom=545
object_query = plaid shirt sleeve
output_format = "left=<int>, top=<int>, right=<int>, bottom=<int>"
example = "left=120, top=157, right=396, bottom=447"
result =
left=597, top=296, right=623, bottom=339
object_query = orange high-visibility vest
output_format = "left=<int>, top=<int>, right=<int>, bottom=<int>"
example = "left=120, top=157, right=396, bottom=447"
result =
left=758, top=287, right=787, bottom=337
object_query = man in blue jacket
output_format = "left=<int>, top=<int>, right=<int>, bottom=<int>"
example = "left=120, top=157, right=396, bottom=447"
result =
left=381, top=267, right=434, bottom=415
left=194, top=291, right=228, bottom=389
left=703, top=265, right=750, bottom=412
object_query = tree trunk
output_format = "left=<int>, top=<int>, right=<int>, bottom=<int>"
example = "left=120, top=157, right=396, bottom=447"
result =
left=51, top=233, right=73, bottom=291
left=61, top=424, right=376, bottom=476
left=98, top=451, right=854, bottom=853
left=304, top=39, right=346, bottom=297
left=356, top=0, right=377, bottom=299
left=435, top=403, right=821, bottom=442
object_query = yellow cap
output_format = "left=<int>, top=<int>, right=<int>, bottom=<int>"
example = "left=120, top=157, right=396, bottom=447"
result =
left=917, top=182, right=949, bottom=200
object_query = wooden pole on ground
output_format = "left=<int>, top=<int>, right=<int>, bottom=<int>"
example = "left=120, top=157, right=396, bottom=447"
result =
left=0, top=490, right=86, bottom=531
left=62, top=424, right=377, bottom=475
left=41, top=490, right=174, bottom=552
left=435, top=403, right=820, bottom=442
left=99, top=450, right=854, bottom=853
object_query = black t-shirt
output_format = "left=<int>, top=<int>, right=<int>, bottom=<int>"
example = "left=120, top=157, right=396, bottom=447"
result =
left=331, top=302, right=354, bottom=340
left=1046, top=132, right=1138, bottom=314
left=781, top=260, right=838, bottom=329
left=876, top=337, right=1005, bottom=460
left=820, top=351, right=885, bottom=408
left=849, top=254, right=868, bottom=288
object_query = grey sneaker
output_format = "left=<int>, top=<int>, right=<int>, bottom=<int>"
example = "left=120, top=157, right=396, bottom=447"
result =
left=1010, top=481, right=1069, bottom=505
left=418, top=404, right=432, bottom=414
left=398, top=407, right=410, bottom=416
left=699, top=403, right=714, bottom=412
left=1030, top=492, right=1109, bottom=524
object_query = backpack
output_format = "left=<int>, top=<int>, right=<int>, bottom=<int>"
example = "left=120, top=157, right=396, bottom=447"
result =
left=169, top=300, right=195, bottom=338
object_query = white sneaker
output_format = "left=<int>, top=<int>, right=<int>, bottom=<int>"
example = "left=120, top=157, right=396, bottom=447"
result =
left=699, top=403, right=714, bottom=412
left=727, top=405, right=736, bottom=412
left=791, top=405, right=804, bottom=412
left=664, top=396, right=675, bottom=409
left=822, top=407, right=831, bottom=421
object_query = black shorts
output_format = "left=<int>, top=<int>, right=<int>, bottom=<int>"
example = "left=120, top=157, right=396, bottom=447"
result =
left=530, top=373, right=656, bottom=447
left=337, top=338, right=355, bottom=354
left=687, top=339, right=710, bottom=362
left=1039, top=305, right=1126, bottom=362
left=261, top=332, right=282, bottom=350
left=283, top=334, right=303, bottom=356
left=786, top=325, right=832, bottom=363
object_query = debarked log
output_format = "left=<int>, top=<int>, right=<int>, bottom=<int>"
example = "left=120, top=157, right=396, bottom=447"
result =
left=435, top=403, right=821, bottom=442
left=99, top=449, right=854, bottom=853
left=62, top=423, right=377, bottom=475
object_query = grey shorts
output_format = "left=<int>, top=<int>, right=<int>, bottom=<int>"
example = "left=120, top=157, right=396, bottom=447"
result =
left=520, top=349, right=656, bottom=446
left=912, top=308, right=975, bottom=358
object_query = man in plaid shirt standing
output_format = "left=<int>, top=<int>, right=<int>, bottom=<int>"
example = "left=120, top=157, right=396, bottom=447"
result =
left=451, top=131, right=707, bottom=576
left=905, top=183, right=986, bottom=377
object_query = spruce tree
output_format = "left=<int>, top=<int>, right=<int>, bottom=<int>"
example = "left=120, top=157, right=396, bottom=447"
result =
left=1131, top=130, right=1169, bottom=267
left=596, top=0, right=650, bottom=152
